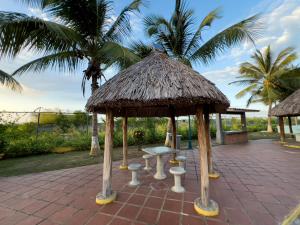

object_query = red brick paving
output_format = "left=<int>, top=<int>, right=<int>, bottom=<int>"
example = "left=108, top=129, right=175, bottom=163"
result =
left=0, top=139, right=299, bottom=224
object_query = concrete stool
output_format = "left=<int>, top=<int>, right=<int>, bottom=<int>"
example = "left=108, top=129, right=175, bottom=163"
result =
left=128, top=163, right=142, bottom=186
left=175, top=155, right=187, bottom=168
left=142, top=154, right=153, bottom=171
left=169, top=167, right=186, bottom=193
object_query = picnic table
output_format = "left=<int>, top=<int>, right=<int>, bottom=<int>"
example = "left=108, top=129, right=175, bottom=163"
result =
left=142, top=146, right=177, bottom=180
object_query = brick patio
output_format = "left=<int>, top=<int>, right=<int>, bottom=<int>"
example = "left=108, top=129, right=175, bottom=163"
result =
left=0, top=139, right=300, bottom=225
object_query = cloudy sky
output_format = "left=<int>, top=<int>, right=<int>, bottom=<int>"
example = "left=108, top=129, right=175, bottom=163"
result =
left=0, top=0, right=299, bottom=116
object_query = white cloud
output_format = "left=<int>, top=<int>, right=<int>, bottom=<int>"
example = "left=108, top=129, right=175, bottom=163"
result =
left=227, top=0, right=300, bottom=62
left=28, top=7, right=49, bottom=21
left=202, top=66, right=239, bottom=84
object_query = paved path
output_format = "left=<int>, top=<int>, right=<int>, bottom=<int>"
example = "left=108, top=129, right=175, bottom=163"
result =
left=0, top=139, right=299, bottom=225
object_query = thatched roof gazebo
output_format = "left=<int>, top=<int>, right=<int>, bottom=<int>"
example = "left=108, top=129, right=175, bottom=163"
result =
left=271, top=89, right=300, bottom=142
left=86, top=50, right=230, bottom=216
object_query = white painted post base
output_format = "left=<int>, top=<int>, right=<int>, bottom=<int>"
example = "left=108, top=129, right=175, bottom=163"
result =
left=90, top=136, right=100, bottom=156
left=194, top=198, right=219, bottom=217
left=154, top=155, right=166, bottom=180
left=95, top=191, right=117, bottom=205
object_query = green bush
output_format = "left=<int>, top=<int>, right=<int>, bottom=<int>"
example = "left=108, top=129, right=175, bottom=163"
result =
left=0, top=116, right=276, bottom=158
left=4, top=136, right=54, bottom=158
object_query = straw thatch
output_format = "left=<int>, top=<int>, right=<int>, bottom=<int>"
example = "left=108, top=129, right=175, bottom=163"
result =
left=271, top=89, right=300, bottom=117
left=86, top=50, right=230, bottom=117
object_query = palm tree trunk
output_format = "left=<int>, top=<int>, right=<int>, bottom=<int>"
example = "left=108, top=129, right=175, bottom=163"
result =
left=267, top=102, right=273, bottom=133
left=164, top=118, right=172, bottom=146
left=89, top=74, right=100, bottom=156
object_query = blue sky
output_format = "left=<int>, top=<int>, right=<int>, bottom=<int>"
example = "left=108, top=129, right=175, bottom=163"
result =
left=0, top=0, right=299, bottom=117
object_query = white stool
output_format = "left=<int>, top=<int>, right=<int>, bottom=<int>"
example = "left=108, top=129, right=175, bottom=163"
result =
left=176, top=156, right=187, bottom=168
left=142, top=154, right=153, bottom=171
left=128, top=163, right=142, bottom=186
left=169, top=167, right=186, bottom=193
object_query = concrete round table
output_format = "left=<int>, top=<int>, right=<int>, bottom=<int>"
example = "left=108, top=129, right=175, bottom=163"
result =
left=142, top=146, right=177, bottom=180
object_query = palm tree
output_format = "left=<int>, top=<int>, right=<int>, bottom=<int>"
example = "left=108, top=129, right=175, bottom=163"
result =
left=142, top=0, right=260, bottom=145
left=231, top=46, right=300, bottom=132
left=0, top=69, right=22, bottom=91
left=0, top=0, right=143, bottom=156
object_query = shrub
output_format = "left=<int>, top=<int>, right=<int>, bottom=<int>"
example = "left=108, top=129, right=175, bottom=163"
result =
left=4, top=137, right=54, bottom=158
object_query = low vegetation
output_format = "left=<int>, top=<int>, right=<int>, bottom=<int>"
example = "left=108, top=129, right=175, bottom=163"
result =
left=0, top=112, right=284, bottom=159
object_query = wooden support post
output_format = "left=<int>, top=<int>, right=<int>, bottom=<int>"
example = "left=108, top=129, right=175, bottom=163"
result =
left=120, top=117, right=128, bottom=170
left=197, top=108, right=209, bottom=207
left=279, top=116, right=286, bottom=143
left=96, top=110, right=116, bottom=205
left=170, top=116, right=178, bottom=164
left=215, top=113, right=224, bottom=144
left=194, top=107, right=219, bottom=216
left=288, top=116, right=293, bottom=135
left=241, top=112, right=247, bottom=132
left=204, top=112, right=219, bottom=179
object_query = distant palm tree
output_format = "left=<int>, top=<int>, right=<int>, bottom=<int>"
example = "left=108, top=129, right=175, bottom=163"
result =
left=142, top=0, right=261, bottom=145
left=0, top=69, right=22, bottom=91
left=231, top=46, right=300, bottom=132
left=0, top=0, right=143, bottom=156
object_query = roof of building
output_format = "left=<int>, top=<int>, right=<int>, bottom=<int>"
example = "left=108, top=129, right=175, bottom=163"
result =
left=271, top=89, right=300, bottom=117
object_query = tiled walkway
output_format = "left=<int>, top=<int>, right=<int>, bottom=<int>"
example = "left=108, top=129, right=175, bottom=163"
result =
left=0, top=139, right=300, bottom=225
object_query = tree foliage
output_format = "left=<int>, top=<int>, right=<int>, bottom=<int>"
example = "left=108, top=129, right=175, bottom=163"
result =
left=231, top=46, right=300, bottom=106
left=142, top=0, right=261, bottom=67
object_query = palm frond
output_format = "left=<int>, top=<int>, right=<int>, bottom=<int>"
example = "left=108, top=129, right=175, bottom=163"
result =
left=99, top=42, right=141, bottom=70
left=0, top=11, right=79, bottom=58
left=189, top=14, right=261, bottom=65
left=246, top=88, right=263, bottom=106
left=239, top=62, right=264, bottom=79
left=104, top=0, right=143, bottom=41
left=18, top=0, right=49, bottom=8
left=229, top=79, right=259, bottom=86
left=263, top=45, right=272, bottom=73
left=251, top=50, right=266, bottom=74
left=0, top=69, right=22, bottom=91
left=170, top=0, right=194, bottom=56
left=129, top=41, right=153, bottom=58
left=276, top=52, right=297, bottom=70
left=235, top=83, right=258, bottom=98
left=11, top=51, right=80, bottom=76
left=43, top=0, right=111, bottom=38
left=185, top=8, right=221, bottom=56
left=144, top=16, right=173, bottom=37
left=271, top=47, right=296, bottom=72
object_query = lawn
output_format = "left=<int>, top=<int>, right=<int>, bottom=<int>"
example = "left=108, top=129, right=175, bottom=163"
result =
left=0, top=132, right=283, bottom=177
left=0, top=145, right=145, bottom=177
left=248, top=131, right=293, bottom=140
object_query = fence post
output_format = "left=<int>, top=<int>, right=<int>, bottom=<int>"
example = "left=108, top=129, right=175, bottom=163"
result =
left=36, top=111, right=41, bottom=140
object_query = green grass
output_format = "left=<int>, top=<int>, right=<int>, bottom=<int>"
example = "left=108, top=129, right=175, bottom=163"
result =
left=0, top=145, right=145, bottom=177
left=0, top=132, right=284, bottom=177
left=248, top=131, right=293, bottom=140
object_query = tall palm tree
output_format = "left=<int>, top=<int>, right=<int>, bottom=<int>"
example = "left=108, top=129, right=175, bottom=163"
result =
left=142, top=0, right=261, bottom=145
left=0, top=69, right=22, bottom=91
left=0, top=0, right=142, bottom=156
left=231, top=46, right=300, bottom=132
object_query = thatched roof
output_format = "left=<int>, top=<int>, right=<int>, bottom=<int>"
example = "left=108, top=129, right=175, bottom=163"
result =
left=271, top=89, right=300, bottom=117
left=86, top=50, right=230, bottom=117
